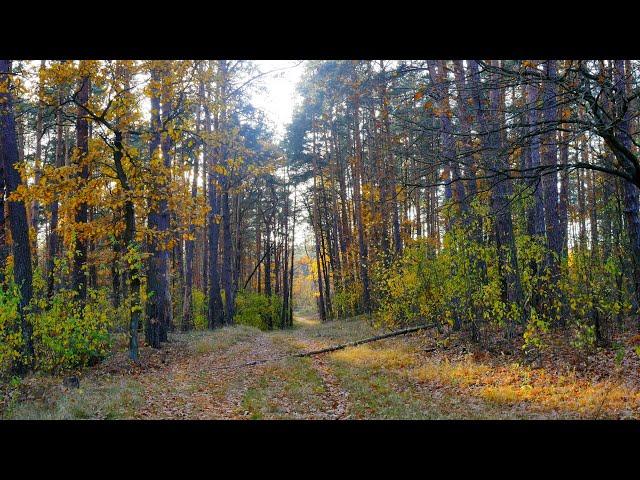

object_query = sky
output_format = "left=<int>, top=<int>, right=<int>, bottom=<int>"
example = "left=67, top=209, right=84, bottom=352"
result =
left=250, top=60, right=306, bottom=141
left=249, top=60, right=312, bottom=246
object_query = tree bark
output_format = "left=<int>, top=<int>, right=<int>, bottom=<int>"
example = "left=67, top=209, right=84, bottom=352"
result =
left=0, top=59, right=34, bottom=370
left=72, top=65, right=90, bottom=304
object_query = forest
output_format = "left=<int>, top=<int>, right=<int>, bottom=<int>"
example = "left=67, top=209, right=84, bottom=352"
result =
left=1, top=59, right=640, bottom=420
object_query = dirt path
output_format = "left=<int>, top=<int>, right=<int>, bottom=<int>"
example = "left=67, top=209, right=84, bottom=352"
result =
left=134, top=329, right=289, bottom=419
left=286, top=314, right=350, bottom=419
left=6, top=313, right=640, bottom=420
left=132, top=313, right=348, bottom=419
left=306, top=354, right=349, bottom=419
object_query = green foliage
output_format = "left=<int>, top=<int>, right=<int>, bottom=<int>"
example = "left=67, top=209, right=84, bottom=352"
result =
left=372, top=214, right=518, bottom=334
left=369, top=200, right=633, bottom=351
left=372, top=239, right=445, bottom=328
left=571, top=321, right=596, bottom=352
left=234, top=291, right=283, bottom=331
left=0, top=278, right=23, bottom=373
left=564, top=250, right=631, bottom=334
left=333, top=283, right=362, bottom=319
left=1, top=265, right=115, bottom=375
left=192, top=289, right=208, bottom=330
left=522, top=308, right=549, bottom=351
left=29, top=288, right=113, bottom=373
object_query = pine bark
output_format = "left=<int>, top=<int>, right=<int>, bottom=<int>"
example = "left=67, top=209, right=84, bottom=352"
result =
left=1, top=59, right=35, bottom=370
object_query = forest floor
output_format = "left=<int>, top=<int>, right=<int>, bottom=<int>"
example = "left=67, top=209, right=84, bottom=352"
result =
left=3, top=314, right=640, bottom=419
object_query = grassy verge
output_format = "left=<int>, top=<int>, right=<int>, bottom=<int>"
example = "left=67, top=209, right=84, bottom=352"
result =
left=3, top=376, right=143, bottom=419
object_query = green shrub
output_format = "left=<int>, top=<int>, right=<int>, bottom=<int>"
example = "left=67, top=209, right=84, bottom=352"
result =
left=193, top=289, right=208, bottom=330
left=29, top=288, right=112, bottom=373
left=372, top=238, right=448, bottom=329
left=369, top=195, right=634, bottom=351
left=234, top=291, right=283, bottom=330
left=333, top=284, right=361, bottom=319
left=0, top=279, right=23, bottom=373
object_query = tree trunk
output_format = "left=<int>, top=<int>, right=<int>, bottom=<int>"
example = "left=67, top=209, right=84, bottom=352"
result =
left=47, top=87, right=65, bottom=298
left=182, top=76, right=204, bottom=331
left=72, top=66, right=90, bottom=304
left=541, top=60, right=562, bottom=280
left=614, top=60, right=640, bottom=323
left=0, top=59, right=34, bottom=371
left=145, top=65, right=163, bottom=348
left=350, top=64, right=372, bottom=314
left=205, top=74, right=224, bottom=329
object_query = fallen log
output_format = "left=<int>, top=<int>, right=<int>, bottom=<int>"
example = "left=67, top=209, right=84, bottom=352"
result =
left=211, top=322, right=437, bottom=370
left=291, top=323, right=437, bottom=358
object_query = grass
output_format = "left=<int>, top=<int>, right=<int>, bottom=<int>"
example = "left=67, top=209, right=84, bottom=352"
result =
left=328, top=361, right=435, bottom=419
left=409, top=355, right=640, bottom=418
left=332, top=344, right=417, bottom=370
left=240, top=357, right=326, bottom=419
left=187, top=325, right=260, bottom=355
left=325, top=340, right=508, bottom=419
left=3, top=376, right=143, bottom=419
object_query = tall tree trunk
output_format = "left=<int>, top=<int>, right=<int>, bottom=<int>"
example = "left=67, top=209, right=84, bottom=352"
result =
left=428, top=60, right=466, bottom=225
left=182, top=76, right=204, bottom=331
left=558, top=127, right=570, bottom=257
left=541, top=60, right=562, bottom=282
left=158, top=65, right=174, bottom=339
left=0, top=59, right=34, bottom=371
left=30, top=60, right=45, bottom=265
left=221, top=177, right=235, bottom=325
left=47, top=87, right=65, bottom=298
left=205, top=68, right=224, bottom=329
left=350, top=63, right=372, bottom=314
left=281, top=173, right=291, bottom=328
left=588, top=168, right=599, bottom=258
left=111, top=128, right=142, bottom=360
left=311, top=124, right=327, bottom=321
left=145, top=65, right=163, bottom=348
left=614, top=60, right=640, bottom=323
left=288, top=191, right=297, bottom=326
left=379, top=61, right=402, bottom=256
left=470, top=60, right=523, bottom=335
left=72, top=65, right=90, bottom=304
left=525, top=80, right=546, bottom=237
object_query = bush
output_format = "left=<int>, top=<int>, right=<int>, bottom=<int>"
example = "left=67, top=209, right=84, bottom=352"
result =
left=333, top=284, right=362, bottom=319
left=192, top=289, right=208, bottom=330
left=29, top=288, right=113, bottom=373
left=369, top=198, right=635, bottom=351
left=0, top=280, right=23, bottom=373
left=234, top=291, right=283, bottom=330
left=372, top=238, right=448, bottom=329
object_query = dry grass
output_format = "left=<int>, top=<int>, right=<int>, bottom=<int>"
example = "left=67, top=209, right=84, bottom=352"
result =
left=410, top=355, right=640, bottom=418
left=3, top=376, right=143, bottom=419
left=332, top=344, right=416, bottom=370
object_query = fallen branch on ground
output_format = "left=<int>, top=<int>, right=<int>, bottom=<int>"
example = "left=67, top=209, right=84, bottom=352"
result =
left=292, top=323, right=437, bottom=358
left=210, top=323, right=437, bottom=371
